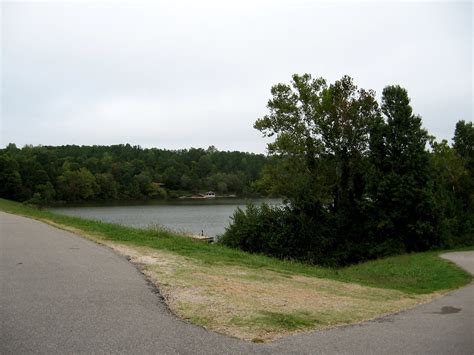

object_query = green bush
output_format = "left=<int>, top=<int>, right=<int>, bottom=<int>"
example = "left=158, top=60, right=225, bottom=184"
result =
left=219, top=203, right=343, bottom=266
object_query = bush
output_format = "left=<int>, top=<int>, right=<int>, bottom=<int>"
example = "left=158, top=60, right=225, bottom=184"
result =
left=219, top=203, right=280, bottom=252
left=219, top=203, right=342, bottom=266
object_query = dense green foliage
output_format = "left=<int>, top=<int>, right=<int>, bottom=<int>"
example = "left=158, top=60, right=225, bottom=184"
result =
left=220, top=74, right=473, bottom=266
left=0, top=144, right=267, bottom=203
left=0, top=198, right=471, bottom=294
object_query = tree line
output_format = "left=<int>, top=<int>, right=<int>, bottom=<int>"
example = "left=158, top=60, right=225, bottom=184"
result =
left=0, top=144, right=268, bottom=203
left=220, top=74, right=473, bottom=266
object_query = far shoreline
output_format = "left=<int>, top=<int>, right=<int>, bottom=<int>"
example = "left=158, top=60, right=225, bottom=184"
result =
left=42, top=196, right=281, bottom=209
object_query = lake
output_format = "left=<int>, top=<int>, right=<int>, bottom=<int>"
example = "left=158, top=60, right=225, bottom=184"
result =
left=48, top=198, right=281, bottom=238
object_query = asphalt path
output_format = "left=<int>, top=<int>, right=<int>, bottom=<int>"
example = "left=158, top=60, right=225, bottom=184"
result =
left=1, top=212, right=473, bottom=354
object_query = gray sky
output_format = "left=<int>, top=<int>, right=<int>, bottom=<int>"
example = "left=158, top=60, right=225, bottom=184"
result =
left=1, top=1, right=472, bottom=153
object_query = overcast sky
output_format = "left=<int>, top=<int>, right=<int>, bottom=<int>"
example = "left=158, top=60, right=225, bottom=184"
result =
left=1, top=1, right=472, bottom=153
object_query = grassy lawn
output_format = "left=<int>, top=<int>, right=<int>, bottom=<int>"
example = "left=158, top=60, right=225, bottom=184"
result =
left=1, top=198, right=472, bottom=341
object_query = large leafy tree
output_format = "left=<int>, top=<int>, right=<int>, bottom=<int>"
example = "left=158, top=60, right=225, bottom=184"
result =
left=254, top=74, right=328, bottom=207
left=254, top=74, right=379, bottom=263
left=318, top=77, right=379, bottom=258
left=255, top=74, right=378, bottom=204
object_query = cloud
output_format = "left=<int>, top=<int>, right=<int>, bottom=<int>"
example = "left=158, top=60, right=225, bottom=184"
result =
left=1, top=1, right=472, bottom=152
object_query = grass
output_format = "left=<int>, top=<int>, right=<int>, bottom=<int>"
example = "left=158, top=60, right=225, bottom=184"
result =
left=232, top=311, right=321, bottom=331
left=1, top=198, right=472, bottom=341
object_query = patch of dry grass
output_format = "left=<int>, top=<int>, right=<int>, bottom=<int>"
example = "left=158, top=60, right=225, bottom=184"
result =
left=107, top=243, right=437, bottom=342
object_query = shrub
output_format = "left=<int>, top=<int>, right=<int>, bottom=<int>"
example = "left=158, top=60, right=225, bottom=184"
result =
left=219, top=203, right=342, bottom=266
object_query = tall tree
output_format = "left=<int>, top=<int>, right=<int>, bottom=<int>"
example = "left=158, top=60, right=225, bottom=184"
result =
left=453, top=120, right=474, bottom=162
left=318, top=76, right=380, bottom=261
left=369, top=85, right=438, bottom=253
left=452, top=120, right=474, bottom=242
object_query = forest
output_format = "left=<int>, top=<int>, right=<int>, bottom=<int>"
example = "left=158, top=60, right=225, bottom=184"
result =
left=0, top=144, right=268, bottom=203
left=220, top=74, right=473, bottom=266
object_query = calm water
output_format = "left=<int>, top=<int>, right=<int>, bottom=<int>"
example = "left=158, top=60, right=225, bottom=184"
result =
left=48, top=198, right=281, bottom=238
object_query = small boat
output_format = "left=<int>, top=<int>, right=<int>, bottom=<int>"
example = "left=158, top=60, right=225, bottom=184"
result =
left=185, top=191, right=216, bottom=199
left=189, top=234, right=214, bottom=243
left=188, top=230, right=214, bottom=243
left=203, top=191, right=216, bottom=199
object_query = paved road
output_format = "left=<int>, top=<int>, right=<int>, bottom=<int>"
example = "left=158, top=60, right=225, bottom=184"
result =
left=1, top=212, right=473, bottom=354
